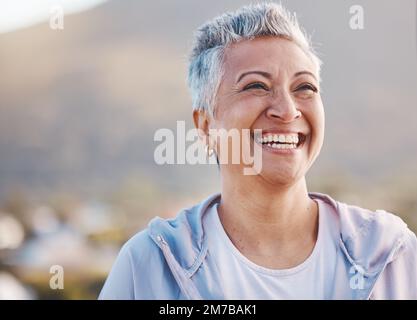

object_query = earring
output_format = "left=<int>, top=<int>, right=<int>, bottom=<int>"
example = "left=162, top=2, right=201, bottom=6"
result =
left=205, top=144, right=214, bottom=157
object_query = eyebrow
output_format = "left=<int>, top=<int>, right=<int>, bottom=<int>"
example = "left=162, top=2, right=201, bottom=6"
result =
left=236, top=70, right=317, bottom=83
left=236, top=71, right=272, bottom=83
left=293, top=71, right=317, bottom=81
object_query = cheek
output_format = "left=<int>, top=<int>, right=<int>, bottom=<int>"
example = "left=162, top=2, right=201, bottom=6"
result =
left=306, top=103, right=325, bottom=151
left=303, top=98, right=324, bottom=128
left=315, top=104, right=325, bottom=137
left=217, top=98, right=265, bottom=130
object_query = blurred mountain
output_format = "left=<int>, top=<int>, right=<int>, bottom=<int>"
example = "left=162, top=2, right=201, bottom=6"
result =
left=0, top=0, right=416, bottom=201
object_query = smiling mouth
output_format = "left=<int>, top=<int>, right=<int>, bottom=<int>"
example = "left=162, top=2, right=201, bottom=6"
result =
left=252, top=132, right=306, bottom=150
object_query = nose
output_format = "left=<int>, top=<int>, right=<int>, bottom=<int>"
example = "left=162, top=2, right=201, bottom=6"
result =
left=266, top=91, right=301, bottom=123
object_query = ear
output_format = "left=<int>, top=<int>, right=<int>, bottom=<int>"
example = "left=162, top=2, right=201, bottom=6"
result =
left=193, top=109, right=211, bottom=143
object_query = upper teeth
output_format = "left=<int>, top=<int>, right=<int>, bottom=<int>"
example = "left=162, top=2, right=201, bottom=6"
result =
left=256, top=134, right=299, bottom=144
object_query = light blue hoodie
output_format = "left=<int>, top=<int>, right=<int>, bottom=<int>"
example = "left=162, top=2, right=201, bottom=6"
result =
left=99, top=192, right=417, bottom=300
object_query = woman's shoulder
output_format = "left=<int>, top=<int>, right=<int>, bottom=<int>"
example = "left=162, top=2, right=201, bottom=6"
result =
left=121, top=228, right=160, bottom=257
left=310, top=191, right=409, bottom=234
left=311, top=192, right=416, bottom=271
left=99, top=228, right=179, bottom=299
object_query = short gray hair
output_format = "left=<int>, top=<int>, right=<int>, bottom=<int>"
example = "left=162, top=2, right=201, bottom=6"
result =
left=187, top=2, right=322, bottom=116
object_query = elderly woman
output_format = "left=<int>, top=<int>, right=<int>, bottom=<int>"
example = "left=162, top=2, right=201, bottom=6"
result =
left=99, top=3, right=417, bottom=300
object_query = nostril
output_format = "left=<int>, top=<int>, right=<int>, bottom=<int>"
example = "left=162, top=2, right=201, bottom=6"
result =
left=267, top=107, right=302, bottom=122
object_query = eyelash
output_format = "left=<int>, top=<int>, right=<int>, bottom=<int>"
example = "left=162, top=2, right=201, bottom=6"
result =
left=295, top=83, right=318, bottom=93
left=243, top=82, right=318, bottom=93
left=243, top=82, right=269, bottom=91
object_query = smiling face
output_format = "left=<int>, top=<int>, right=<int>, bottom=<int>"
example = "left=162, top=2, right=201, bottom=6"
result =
left=205, top=36, right=325, bottom=186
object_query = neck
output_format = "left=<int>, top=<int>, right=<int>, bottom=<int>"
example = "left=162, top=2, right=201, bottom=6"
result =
left=218, top=173, right=318, bottom=268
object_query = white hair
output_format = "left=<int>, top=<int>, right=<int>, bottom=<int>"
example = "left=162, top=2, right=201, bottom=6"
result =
left=187, top=2, right=322, bottom=116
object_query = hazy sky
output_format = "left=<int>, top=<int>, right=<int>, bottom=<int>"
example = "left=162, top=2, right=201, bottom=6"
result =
left=0, top=0, right=107, bottom=33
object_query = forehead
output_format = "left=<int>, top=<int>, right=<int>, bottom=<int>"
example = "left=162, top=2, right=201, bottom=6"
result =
left=222, top=36, right=317, bottom=80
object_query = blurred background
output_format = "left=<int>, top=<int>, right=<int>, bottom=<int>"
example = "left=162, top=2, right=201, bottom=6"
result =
left=0, top=0, right=416, bottom=299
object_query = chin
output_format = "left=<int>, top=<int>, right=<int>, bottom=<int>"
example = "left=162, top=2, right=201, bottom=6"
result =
left=259, top=166, right=303, bottom=186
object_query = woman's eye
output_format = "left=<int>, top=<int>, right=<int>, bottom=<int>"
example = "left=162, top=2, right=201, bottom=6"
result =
left=243, top=82, right=269, bottom=91
left=295, top=83, right=318, bottom=93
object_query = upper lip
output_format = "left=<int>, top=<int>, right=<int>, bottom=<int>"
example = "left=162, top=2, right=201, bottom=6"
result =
left=254, top=129, right=306, bottom=136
